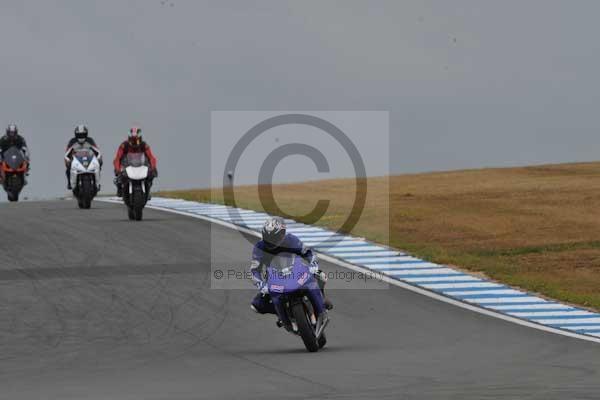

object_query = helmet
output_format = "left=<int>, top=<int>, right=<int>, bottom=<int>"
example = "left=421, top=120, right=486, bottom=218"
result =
left=74, top=124, right=88, bottom=143
left=262, top=217, right=286, bottom=250
left=6, top=124, right=18, bottom=138
left=128, top=126, right=142, bottom=148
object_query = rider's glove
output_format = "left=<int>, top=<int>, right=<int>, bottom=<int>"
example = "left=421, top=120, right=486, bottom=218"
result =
left=309, top=260, right=319, bottom=275
left=152, top=169, right=158, bottom=178
left=258, top=281, right=269, bottom=295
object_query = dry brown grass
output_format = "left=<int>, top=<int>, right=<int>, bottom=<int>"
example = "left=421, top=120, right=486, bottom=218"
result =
left=160, top=162, right=600, bottom=310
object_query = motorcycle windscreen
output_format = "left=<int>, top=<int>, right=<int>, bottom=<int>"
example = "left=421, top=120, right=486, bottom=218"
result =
left=268, top=252, right=296, bottom=272
left=74, top=149, right=95, bottom=166
left=125, top=165, right=149, bottom=180
left=3, top=146, right=25, bottom=170
left=124, top=153, right=148, bottom=168
left=266, top=252, right=311, bottom=293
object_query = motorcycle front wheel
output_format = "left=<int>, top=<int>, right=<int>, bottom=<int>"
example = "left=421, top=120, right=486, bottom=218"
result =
left=78, top=175, right=94, bottom=209
left=7, top=190, right=18, bottom=202
left=291, top=302, right=319, bottom=352
left=5, top=175, right=22, bottom=202
left=129, top=183, right=145, bottom=221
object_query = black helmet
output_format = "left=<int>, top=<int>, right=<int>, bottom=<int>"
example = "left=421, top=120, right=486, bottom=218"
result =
left=6, top=124, right=18, bottom=138
left=262, top=217, right=286, bottom=250
left=74, top=124, right=88, bottom=142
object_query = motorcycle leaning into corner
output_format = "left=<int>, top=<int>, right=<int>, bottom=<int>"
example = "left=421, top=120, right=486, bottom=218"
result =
left=0, top=146, right=29, bottom=202
left=117, top=153, right=153, bottom=221
left=69, top=148, right=101, bottom=209
left=264, top=252, right=330, bottom=352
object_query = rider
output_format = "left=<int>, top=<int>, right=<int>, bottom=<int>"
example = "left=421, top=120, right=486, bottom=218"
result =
left=250, top=217, right=332, bottom=328
left=113, top=126, right=158, bottom=197
left=0, top=124, right=30, bottom=168
left=64, top=125, right=102, bottom=190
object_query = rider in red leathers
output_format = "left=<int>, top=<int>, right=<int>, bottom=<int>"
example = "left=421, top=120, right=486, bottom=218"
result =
left=113, top=126, right=157, bottom=197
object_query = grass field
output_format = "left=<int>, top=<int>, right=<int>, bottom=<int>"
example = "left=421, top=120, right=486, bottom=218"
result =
left=160, top=162, right=600, bottom=310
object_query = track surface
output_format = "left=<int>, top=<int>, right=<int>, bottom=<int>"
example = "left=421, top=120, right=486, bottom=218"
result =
left=1, top=201, right=600, bottom=399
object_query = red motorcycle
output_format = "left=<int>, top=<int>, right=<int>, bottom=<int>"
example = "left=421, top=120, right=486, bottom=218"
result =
left=0, top=146, right=29, bottom=202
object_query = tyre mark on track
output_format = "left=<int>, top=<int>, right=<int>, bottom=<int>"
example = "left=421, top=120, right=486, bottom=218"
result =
left=2, top=203, right=337, bottom=394
left=0, top=263, right=206, bottom=280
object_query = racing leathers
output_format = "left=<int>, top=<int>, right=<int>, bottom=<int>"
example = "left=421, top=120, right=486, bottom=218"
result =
left=112, top=140, right=158, bottom=197
left=64, top=137, right=102, bottom=189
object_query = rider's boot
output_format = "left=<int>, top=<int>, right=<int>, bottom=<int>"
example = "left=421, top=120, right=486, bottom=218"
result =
left=66, top=169, right=72, bottom=190
left=147, top=179, right=153, bottom=200
left=276, top=319, right=294, bottom=333
left=114, top=176, right=123, bottom=197
left=316, top=272, right=333, bottom=310
left=317, top=310, right=329, bottom=327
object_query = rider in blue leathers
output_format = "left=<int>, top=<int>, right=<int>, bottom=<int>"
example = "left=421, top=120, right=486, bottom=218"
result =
left=250, top=217, right=332, bottom=328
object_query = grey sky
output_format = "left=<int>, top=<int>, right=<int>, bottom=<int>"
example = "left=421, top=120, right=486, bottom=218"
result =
left=1, top=0, right=599, bottom=200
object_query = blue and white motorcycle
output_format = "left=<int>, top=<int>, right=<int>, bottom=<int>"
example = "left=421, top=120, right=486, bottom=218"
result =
left=266, top=253, right=329, bottom=352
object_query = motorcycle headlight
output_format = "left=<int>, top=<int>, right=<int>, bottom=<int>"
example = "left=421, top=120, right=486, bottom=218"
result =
left=83, top=161, right=89, bottom=168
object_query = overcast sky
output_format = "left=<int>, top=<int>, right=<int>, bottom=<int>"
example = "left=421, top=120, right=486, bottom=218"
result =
left=1, top=0, right=600, bottom=200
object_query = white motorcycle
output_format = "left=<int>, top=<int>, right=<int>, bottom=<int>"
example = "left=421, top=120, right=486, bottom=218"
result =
left=121, top=153, right=152, bottom=221
left=69, top=148, right=101, bottom=209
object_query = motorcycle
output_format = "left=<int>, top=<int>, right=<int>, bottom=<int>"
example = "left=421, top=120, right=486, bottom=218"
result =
left=0, top=146, right=28, bottom=202
left=120, top=153, right=152, bottom=221
left=266, top=253, right=329, bottom=352
left=69, top=148, right=101, bottom=209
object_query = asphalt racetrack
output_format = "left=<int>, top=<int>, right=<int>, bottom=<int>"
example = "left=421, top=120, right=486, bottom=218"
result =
left=1, top=201, right=600, bottom=399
